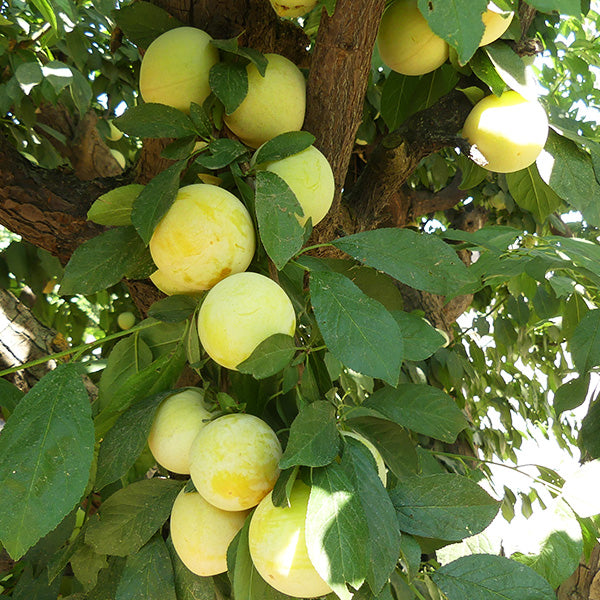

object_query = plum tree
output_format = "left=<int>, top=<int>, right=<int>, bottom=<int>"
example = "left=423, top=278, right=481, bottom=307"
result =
left=377, top=0, right=449, bottom=76
left=149, top=184, right=255, bottom=294
left=188, top=413, right=282, bottom=511
left=248, top=480, right=331, bottom=598
left=139, top=27, right=219, bottom=113
left=170, top=489, right=249, bottom=576
left=262, top=145, right=335, bottom=226
left=223, top=53, right=306, bottom=148
left=197, top=272, right=296, bottom=370
left=462, top=90, right=548, bottom=173
left=147, top=388, right=212, bottom=475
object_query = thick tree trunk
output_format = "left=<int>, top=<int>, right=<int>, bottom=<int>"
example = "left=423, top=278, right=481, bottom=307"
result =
left=558, top=545, right=600, bottom=600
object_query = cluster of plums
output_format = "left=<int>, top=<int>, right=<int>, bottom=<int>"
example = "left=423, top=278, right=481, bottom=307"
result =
left=148, top=389, right=333, bottom=597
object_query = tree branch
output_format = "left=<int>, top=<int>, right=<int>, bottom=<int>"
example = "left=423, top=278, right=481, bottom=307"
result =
left=345, top=89, right=473, bottom=231
left=304, top=0, right=386, bottom=243
left=0, top=135, right=120, bottom=264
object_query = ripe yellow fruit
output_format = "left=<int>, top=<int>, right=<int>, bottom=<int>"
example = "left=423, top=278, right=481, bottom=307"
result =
left=139, top=27, right=219, bottom=113
left=116, top=311, right=135, bottom=330
left=269, top=0, right=318, bottom=17
left=263, top=145, right=335, bottom=227
left=147, top=389, right=211, bottom=474
left=106, top=120, right=123, bottom=142
left=149, top=269, right=199, bottom=297
left=249, top=481, right=332, bottom=598
left=149, top=184, right=255, bottom=294
left=341, top=430, right=387, bottom=486
left=480, top=3, right=514, bottom=47
left=197, top=272, right=296, bottom=370
left=462, top=90, right=548, bottom=173
left=189, top=413, right=282, bottom=511
left=170, top=489, right=249, bottom=576
left=224, top=53, right=306, bottom=148
left=377, top=0, right=449, bottom=76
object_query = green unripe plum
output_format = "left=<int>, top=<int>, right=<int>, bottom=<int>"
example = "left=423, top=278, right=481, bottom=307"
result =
left=263, top=145, right=335, bottom=227
left=480, top=3, right=514, bottom=47
left=149, top=184, right=255, bottom=294
left=106, top=120, right=123, bottom=141
left=110, top=149, right=126, bottom=169
left=189, top=413, right=282, bottom=511
left=170, top=489, right=249, bottom=576
left=341, top=430, right=387, bottom=486
left=248, top=481, right=332, bottom=598
left=147, top=388, right=211, bottom=474
left=462, top=90, right=548, bottom=173
left=197, top=272, right=296, bottom=370
left=139, top=27, right=219, bottom=113
left=117, top=311, right=135, bottom=330
left=377, top=0, right=449, bottom=76
left=224, top=53, right=306, bottom=148
left=269, top=0, right=317, bottom=17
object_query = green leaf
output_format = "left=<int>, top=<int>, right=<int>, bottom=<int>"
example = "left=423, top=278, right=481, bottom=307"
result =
left=95, top=338, right=187, bottom=438
left=70, top=70, right=92, bottom=117
left=363, top=384, right=468, bottom=443
left=114, top=104, right=196, bottom=139
left=554, top=374, right=590, bottom=415
left=484, top=43, right=534, bottom=100
left=11, top=562, right=62, bottom=600
left=87, top=185, right=144, bottom=227
left=0, top=378, right=24, bottom=416
left=60, top=227, right=149, bottom=295
left=148, top=295, right=199, bottom=323
left=195, top=138, right=248, bottom=169
left=340, top=438, right=401, bottom=594
left=112, top=1, right=183, bottom=48
left=391, top=311, right=446, bottom=361
left=271, top=466, right=299, bottom=508
left=97, top=335, right=153, bottom=408
left=15, top=62, right=43, bottom=94
left=381, top=66, right=459, bottom=130
left=85, top=479, right=184, bottom=556
left=306, top=463, right=370, bottom=599
left=30, top=0, right=58, bottom=33
left=511, top=501, right=582, bottom=589
left=333, top=228, right=476, bottom=296
left=310, top=270, right=403, bottom=385
left=582, top=399, right=600, bottom=459
left=255, top=170, right=305, bottom=270
left=95, top=391, right=177, bottom=491
left=390, top=473, right=500, bottom=541
left=0, top=364, right=94, bottom=560
left=506, top=165, right=562, bottom=223
left=540, top=132, right=600, bottom=227
left=71, top=543, right=108, bottom=591
left=237, top=334, right=296, bottom=379
left=189, top=103, right=213, bottom=139
left=525, top=0, right=581, bottom=15
left=279, top=401, right=340, bottom=469
left=570, top=309, right=600, bottom=373
left=469, top=51, right=506, bottom=97
left=86, top=556, right=126, bottom=600
left=346, top=417, right=419, bottom=479
left=252, top=131, right=316, bottom=166
left=210, top=38, right=268, bottom=77
left=418, top=0, right=487, bottom=65
left=116, top=534, right=177, bottom=600
left=209, top=62, right=248, bottom=115
left=432, top=554, right=555, bottom=600
left=131, top=160, right=186, bottom=245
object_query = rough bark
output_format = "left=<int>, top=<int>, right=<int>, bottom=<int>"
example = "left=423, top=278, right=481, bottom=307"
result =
left=0, top=289, right=64, bottom=392
left=0, top=135, right=119, bottom=265
left=558, top=545, right=600, bottom=600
